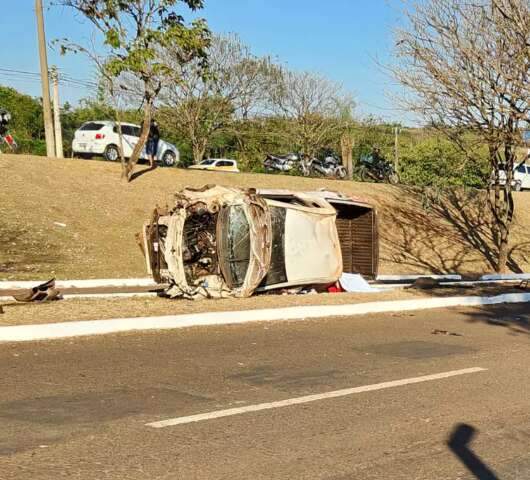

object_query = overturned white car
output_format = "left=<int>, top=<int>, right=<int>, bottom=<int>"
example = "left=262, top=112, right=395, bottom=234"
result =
left=142, top=185, right=379, bottom=299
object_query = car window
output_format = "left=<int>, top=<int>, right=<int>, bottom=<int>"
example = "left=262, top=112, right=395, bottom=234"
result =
left=217, top=161, right=234, bottom=167
left=121, top=126, right=132, bottom=136
left=200, top=159, right=215, bottom=165
left=526, top=166, right=530, bottom=175
left=132, top=127, right=141, bottom=137
left=517, top=164, right=526, bottom=173
left=259, top=206, right=287, bottom=286
left=79, top=122, right=104, bottom=131
left=222, top=206, right=250, bottom=288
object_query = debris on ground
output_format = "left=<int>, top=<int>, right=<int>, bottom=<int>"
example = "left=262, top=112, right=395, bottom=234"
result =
left=12, top=278, right=63, bottom=303
left=431, top=329, right=463, bottom=336
left=405, top=277, right=441, bottom=290
left=339, top=273, right=385, bottom=293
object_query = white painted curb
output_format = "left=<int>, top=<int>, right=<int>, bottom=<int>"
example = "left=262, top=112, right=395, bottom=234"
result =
left=1, top=292, right=530, bottom=343
left=480, top=274, right=530, bottom=281
left=0, top=278, right=156, bottom=290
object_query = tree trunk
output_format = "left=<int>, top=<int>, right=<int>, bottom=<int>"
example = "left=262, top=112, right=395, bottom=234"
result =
left=126, top=101, right=153, bottom=182
left=192, top=139, right=207, bottom=164
left=113, top=112, right=127, bottom=180
left=496, top=225, right=509, bottom=273
left=340, top=132, right=354, bottom=180
left=490, top=146, right=516, bottom=273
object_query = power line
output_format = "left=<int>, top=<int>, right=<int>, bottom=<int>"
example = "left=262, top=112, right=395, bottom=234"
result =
left=0, top=67, right=98, bottom=89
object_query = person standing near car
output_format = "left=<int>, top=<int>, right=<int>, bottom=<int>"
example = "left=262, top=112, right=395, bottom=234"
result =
left=147, top=119, right=160, bottom=168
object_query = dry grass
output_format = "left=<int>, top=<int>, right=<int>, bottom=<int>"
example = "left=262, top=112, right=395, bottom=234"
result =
left=2, top=154, right=530, bottom=281
left=1, top=284, right=524, bottom=326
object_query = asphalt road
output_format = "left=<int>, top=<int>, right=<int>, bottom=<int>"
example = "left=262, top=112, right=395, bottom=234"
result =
left=1, top=304, right=530, bottom=479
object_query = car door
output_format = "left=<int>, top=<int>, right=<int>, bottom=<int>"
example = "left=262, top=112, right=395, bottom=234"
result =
left=216, top=160, right=234, bottom=171
left=524, top=166, right=530, bottom=189
left=116, top=125, right=134, bottom=158
left=122, top=125, right=144, bottom=159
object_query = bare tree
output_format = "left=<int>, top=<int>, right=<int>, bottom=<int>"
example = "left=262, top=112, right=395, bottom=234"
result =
left=270, top=70, right=355, bottom=158
left=159, top=34, right=276, bottom=163
left=393, top=0, right=530, bottom=272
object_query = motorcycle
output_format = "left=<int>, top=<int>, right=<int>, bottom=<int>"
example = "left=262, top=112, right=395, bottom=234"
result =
left=264, top=153, right=300, bottom=173
left=302, top=154, right=347, bottom=179
left=359, top=153, right=399, bottom=184
left=0, top=109, right=17, bottom=153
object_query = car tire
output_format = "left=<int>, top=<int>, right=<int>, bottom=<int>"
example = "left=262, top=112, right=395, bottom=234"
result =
left=104, top=144, right=120, bottom=162
left=162, top=150, right=177, bottom=167
left=514, top=181, right=522, bottom=192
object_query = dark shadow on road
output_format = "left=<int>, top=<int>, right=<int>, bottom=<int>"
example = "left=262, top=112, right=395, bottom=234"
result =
left=448, top=423, right=500, bottom=480
left=462, top=303, right=530, bottom=336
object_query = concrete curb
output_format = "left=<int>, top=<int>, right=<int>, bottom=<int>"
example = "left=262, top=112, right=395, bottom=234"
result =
left=1, top=292, right=530, bottom=343
left=376, top=274, right=462, bottom=281
left=480, top=274, right=530, bottom=281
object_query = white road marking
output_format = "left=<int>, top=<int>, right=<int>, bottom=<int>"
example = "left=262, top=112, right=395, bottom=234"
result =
left=146, top=367, right=486, bottom=428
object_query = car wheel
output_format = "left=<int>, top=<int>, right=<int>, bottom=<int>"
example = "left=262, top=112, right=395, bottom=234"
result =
left=104, top=144, right=120, bottom=162
left=514, top=181, right=522, bottom=192
left=162, top=150, right=177, bottom=167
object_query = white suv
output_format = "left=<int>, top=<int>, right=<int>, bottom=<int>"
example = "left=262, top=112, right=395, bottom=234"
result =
left=72, top=121, right=180, bottom=167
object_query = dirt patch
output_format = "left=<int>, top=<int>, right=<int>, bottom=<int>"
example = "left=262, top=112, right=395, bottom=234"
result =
left=2, top=154, right=530, bottom=280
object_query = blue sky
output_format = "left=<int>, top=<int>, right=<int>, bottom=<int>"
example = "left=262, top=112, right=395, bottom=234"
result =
left=0, top=0, right=404, bottom=121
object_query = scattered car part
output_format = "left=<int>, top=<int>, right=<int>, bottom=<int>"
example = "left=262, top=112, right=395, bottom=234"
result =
left=12, top=279, right=62, bottom=302
left=431, top=329, right=463, bottom=336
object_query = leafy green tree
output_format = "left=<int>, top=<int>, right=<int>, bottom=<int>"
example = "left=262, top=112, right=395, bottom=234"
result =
left=58, top=0, right=210, bottom=180
left=0, top=86, right=45, bottom=154
left=399, top=136, right=490, bottom=188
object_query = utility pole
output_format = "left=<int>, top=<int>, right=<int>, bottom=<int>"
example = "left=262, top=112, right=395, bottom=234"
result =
left=35, top=0, right=56, bottom=157
left=393, top=125, right=401, bottom=174
left=51, top=67, right=64, bottom=158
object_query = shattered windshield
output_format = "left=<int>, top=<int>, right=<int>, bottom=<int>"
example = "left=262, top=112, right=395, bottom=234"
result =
left=221, top=206, right=251, bottom=288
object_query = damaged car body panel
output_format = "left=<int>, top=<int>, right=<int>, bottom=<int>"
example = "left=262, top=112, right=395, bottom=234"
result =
left=143, top=185, right=379, bottom=299
left=144, top=186, right=272, bottom=299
